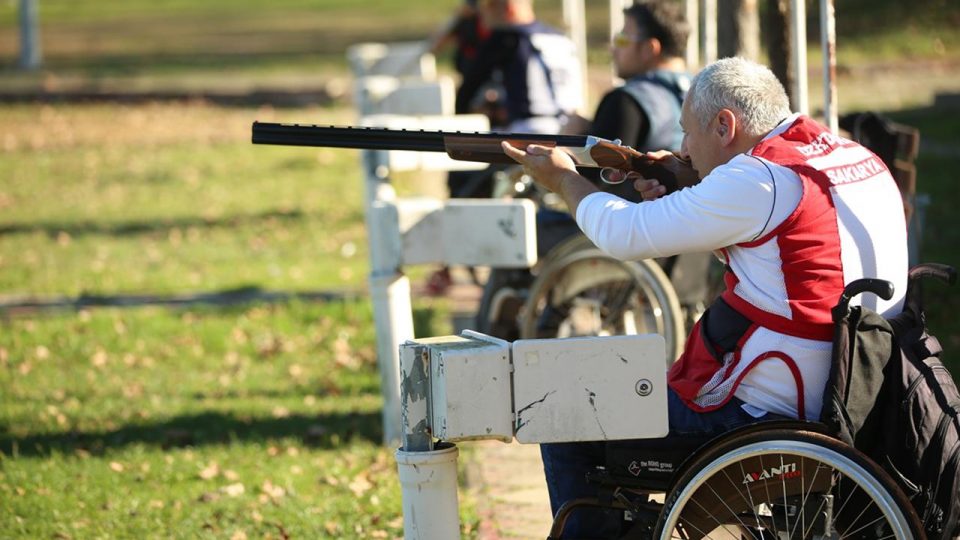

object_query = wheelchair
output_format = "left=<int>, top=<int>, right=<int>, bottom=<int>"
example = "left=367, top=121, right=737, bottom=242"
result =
left=546, top=264, right=958, bottom=540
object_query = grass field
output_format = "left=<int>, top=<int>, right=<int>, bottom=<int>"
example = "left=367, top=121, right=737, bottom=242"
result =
left=0, top=101, right=482, bottom=538
left=1, top=1, right=959, bottom=538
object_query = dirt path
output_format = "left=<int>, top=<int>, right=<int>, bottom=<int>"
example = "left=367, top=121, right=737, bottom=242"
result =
left=465, top=441, right=553, bottom=540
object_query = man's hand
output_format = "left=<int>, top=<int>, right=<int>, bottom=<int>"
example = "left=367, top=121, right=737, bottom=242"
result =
left=501, top=141, right=599, bottom=214
left=500, top=141, right=579, bottom=193
left=603, top=150, right=700, bottom=201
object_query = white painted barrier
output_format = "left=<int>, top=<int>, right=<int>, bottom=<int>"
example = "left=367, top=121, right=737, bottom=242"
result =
left=397, top=332, right=669, bottom=535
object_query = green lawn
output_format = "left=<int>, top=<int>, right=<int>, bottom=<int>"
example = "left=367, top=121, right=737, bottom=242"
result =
left=1, top=301, right=405, bottom=538
left=0, top=101, right=472, bottom=538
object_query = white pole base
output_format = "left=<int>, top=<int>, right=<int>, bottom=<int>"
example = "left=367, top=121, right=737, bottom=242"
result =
left=396, top=443, right=461, bottom=539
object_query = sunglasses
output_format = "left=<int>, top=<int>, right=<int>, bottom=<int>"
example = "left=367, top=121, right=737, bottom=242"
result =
left=612, top=32, right=644, bottom=48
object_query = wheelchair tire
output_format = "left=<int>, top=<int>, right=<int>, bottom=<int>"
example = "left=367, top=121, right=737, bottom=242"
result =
left=518, top=235, right=685, bottom=363
left=474, top=267, right=532, bottom=341
left=653, top=428, right=924, bottom=540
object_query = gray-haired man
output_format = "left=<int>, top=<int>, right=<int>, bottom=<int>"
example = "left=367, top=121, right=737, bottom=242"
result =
left=503, top=57, right=909, bottom=538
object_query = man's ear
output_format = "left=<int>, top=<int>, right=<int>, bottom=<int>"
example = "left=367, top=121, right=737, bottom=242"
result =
left=716, top=109, right=737, bottom=146
left=647, top=37, right=662, bottom=58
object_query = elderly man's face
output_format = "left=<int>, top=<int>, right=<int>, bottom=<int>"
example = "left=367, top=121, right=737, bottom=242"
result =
left=679, top=98, right=723, bottom=179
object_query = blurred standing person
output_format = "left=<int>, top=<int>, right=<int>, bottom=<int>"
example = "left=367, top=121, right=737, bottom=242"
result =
left=428, top=0, right=490, bottom=78
left=424, top=0, right=495, bottom=295
left=427, top=0, right=584, bottom=295
left=456, top=0, right=584, bottom=134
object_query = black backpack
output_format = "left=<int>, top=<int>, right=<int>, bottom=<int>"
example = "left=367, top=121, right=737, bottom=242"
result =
left=824, top=263, right=960, bottom=539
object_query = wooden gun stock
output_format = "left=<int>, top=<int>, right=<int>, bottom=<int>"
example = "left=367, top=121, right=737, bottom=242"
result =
left=588, top=140, right=692, bottom=192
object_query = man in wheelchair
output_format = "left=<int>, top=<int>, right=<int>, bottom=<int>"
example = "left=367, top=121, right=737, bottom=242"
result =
left=503, top=57, right=913, bottom=538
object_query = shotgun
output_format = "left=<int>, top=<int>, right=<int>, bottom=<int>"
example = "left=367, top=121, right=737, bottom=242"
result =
left=251, top=122, right=688, bottom=187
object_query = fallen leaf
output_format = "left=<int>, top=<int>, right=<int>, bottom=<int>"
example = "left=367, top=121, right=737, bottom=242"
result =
left=222, top=483, right=245, bottom=497
left=261, top=480, right=285, bottom=499
left=348, top=473, right=373, bottom=497
left=322, top=475, right=340, bottom=486
left=199, top=462, right=220, bottom=480
left=90, top=349, right=108, bottom=367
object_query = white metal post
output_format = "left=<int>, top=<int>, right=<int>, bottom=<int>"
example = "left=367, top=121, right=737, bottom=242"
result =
left=820, top=0, right=838, bottom=133
left=685, top=0, right=700, bottom=69
left=563, top=0, right=589, bottom=112
left=362, top=149, right=413, bottom=447
left=396, top=342, right=460, bottom=539
left=789, top=0, right=809, bottom=115
left=703, top=0, right=718, bottom=64
left=18, top=0, right=41, bottom=70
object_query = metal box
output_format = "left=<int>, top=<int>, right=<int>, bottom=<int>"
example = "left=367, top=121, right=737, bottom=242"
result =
left=511, top=334, right=668, bottom=443
left=407, top=331, right=514, bottom=443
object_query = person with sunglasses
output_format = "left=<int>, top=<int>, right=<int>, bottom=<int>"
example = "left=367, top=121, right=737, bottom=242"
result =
left=556, top=1, right=714, bottom=343
left=572, top=0, right=691, bottom=158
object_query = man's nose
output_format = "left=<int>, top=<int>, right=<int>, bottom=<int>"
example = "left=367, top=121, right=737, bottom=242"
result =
left=680, top=136, right=690, bottom=159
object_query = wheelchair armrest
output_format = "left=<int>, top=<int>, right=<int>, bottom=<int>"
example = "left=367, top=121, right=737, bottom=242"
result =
left=832, top=278, right=895, bottom=322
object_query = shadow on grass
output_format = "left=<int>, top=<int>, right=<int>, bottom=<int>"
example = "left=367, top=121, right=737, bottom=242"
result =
left=0, top=410, right=383, bottom=458
left=0, top=286, right=360, bottom=314
left=0, top=208, right=306, bottom=239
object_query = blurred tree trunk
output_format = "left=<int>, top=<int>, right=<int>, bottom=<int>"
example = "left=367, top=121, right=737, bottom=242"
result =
left=717, top=0, right=760, bottom=60
left=765, top=0, right=793, bottom=104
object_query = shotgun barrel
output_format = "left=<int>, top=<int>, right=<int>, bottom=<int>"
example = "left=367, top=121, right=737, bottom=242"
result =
left=251, top=121, right=686, bottom=186
left=252, top=122, right=587, bottom=153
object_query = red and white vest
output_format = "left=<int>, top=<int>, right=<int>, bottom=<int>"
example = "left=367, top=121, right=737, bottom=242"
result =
left=668, top=115, right=908, bottom=419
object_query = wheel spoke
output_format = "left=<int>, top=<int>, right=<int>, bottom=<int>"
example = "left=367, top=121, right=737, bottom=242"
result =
left=758, top=454, right=783, bottom=539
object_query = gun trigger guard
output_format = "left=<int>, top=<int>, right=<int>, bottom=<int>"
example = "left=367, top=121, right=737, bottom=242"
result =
left=600, top=167, right=624, bottom=185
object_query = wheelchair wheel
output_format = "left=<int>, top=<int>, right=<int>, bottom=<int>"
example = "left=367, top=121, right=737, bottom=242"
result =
left=474, top=267, right=532, bottom=341
left=654, top=429, right=923, bottom=540
left=518, top=235, right=685, bottom=362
